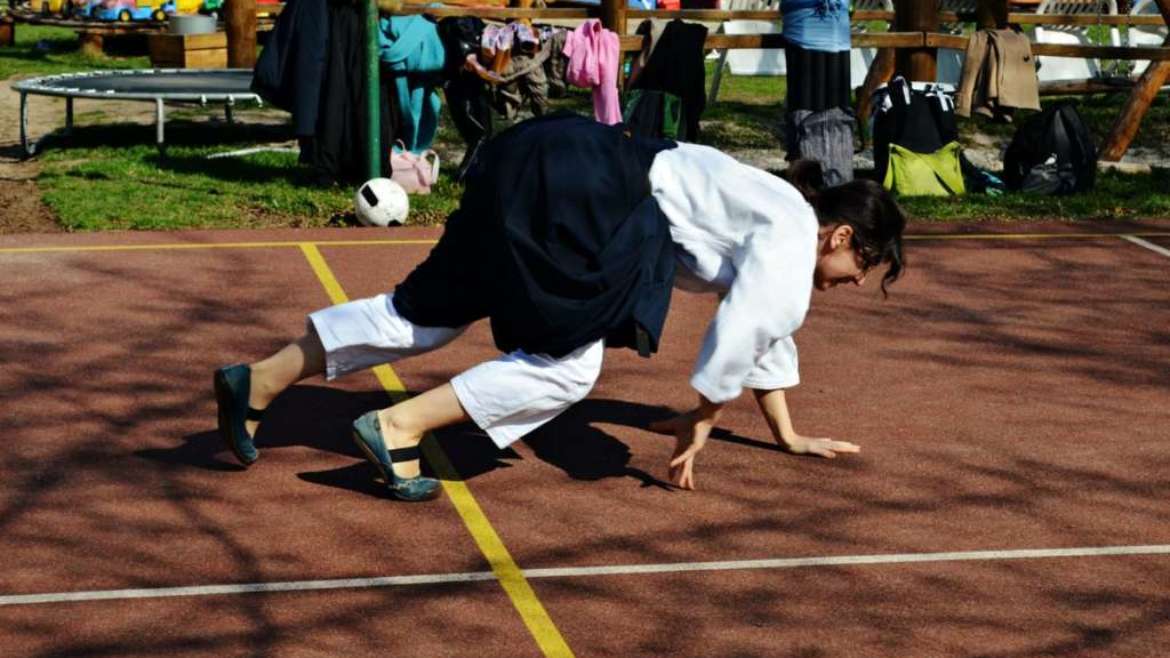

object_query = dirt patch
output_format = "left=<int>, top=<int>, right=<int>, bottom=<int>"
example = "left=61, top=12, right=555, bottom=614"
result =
left=0, top=153, right=60, bottom=234
left=0, top=74, right=167, bottom=234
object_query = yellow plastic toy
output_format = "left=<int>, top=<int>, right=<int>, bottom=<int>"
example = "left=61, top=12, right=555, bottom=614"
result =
left=31, top=0, right=70, bottom=16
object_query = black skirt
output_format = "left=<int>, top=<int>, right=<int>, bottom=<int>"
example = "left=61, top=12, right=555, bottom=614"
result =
left=784, top=45, right=852, bottom=113
left=392, top=114, right=678, bottom=358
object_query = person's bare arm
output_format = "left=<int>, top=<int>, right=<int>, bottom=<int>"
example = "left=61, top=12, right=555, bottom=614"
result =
left=752, top=388, right=859, bottom=458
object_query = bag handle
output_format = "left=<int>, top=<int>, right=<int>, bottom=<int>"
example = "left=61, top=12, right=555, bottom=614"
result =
left=422, top=150, right=440, bottom=182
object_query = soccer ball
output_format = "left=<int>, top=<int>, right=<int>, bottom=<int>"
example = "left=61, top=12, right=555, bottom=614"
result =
left=354, top=178, right=410, bottom=227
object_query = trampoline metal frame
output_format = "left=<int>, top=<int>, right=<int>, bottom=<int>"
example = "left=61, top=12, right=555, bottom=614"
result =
left=11, top=68, right=263, bottom=157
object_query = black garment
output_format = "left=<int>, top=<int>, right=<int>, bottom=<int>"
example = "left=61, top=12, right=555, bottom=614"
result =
left=437, top=17, right=494, bottom=181
left=251, top=0, right=329, bottom=137
left=305, top=1, right=400, bottom=184
left=624, top=89, right=684, bottom=140
left=627, top=19, right=708, bottom=142
left=393, top=114, right=678, bottom=358
left=1002, top=103, right=1097, bottom=195
left=784, top=45, right=851, bottom=113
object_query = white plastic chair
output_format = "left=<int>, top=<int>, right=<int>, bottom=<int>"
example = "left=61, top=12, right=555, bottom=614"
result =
left=1033, top=0, right=1122, bottom=81
left=850, top=0, right=894, bottom=88
left=1128, top=0, right=1167, bottom=76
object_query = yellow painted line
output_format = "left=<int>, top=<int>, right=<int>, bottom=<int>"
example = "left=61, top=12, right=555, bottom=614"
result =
left=2, top=232, right=1170, bottom=255
left=297, top=243, right=574, bottom=658
left=905, top=231, right=1170, bottom=241
left=0, top=239, right=439, bottom=255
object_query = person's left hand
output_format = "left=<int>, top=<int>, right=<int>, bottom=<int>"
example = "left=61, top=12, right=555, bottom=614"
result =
left=649, top=412, right=715, bottom=490
left=779, top=434, right=860, bottom=458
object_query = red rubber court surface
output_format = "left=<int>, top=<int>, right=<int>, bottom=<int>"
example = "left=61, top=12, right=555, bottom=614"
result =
left=1, top=222, right=1168, bottom=657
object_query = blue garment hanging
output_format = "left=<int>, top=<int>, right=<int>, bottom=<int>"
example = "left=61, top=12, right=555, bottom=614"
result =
left=379, top=15, right=446, bottom=152
left=781, top=0, right=851, bottom=52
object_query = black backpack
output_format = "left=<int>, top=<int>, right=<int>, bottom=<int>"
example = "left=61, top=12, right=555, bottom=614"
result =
left=1002, top=103, right=1097, bottom=195
left=871, top=77, right=959, bottom=182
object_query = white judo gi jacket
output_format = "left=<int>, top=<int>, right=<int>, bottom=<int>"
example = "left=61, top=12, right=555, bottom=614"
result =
left=649, top=143, right=820, bottom=404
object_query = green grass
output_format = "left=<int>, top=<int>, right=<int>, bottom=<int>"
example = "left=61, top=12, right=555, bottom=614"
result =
left=7, top=34, right=1170, bottom=230
left=0, top=24, right=149, bottom=79
left=38, top=128, right=353, bottom=231
left=959, top=92, right=1170, bottom=152
left=896, top=167, right=1170, bottom=222
left=702, top=63, right=785, bottom=150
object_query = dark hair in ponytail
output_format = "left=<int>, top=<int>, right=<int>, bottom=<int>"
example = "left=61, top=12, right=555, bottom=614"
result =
left=783, top=159, right=906, bottom=296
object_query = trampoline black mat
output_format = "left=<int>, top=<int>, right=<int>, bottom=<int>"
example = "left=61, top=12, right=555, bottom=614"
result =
left=37, top=70, right=255, bottom=95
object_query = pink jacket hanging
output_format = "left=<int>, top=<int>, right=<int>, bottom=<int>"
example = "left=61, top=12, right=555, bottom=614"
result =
left=562, top=19, right=622, bottom=125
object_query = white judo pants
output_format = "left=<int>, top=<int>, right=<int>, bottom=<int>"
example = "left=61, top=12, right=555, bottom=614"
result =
left=308, top=294, right=604, bottom=448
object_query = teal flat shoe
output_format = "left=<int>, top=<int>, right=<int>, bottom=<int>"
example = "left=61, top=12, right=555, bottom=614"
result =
left=352, top=410, right=441, bottom=502
left=214, top=363, right=262, bottom=466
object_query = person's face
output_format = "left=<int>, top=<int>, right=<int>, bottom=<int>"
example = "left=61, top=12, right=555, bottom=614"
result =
left=813, top=224, right=870, bottom=291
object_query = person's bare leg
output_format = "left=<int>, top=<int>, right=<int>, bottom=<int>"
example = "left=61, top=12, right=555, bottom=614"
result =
left=376, top=383, right=469, bottom=478
left=245, top=330, right=327, bottom=436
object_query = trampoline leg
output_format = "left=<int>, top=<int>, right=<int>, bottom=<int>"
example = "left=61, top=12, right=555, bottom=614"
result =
left=19, top=91, right=35, bottom=158
left=224, top=100, right=235, bottom=125
left=155, top=98, right=166, bottom=155
left=64, top=97, right=74, bottom=137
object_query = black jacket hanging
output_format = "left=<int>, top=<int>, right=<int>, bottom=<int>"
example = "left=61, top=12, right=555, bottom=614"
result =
left=437, top=17, right=493, bottom=180
left=251, top=0, right=328, bottom=138
left=307, top=1, right=401, bottom=184
left=627, top=20, right=708, bottom=142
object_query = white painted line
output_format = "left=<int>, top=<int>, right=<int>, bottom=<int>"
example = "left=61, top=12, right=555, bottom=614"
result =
left=3, top=544, right=1169, bottom=607
left=522, top=544, right=1170, bottom=579
left=0, top=572, right=497, bottom=606
left=1121, top=234, right=1170, bottom=259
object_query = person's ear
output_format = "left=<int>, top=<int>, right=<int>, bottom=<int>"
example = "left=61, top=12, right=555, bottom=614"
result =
left=831, top=224, right=854, bottom=250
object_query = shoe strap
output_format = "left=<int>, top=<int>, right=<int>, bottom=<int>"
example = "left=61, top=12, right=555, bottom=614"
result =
left=246, top=407, right=266, bottom=421
left=388, top=446, right=421, bottom=462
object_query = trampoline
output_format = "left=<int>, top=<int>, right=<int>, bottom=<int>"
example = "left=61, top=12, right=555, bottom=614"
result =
left=12, top=69, right=265, bottom=156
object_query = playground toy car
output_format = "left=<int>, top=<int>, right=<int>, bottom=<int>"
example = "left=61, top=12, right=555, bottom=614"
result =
left=93, top=0, right=175, bottom=22
left=30, top=0, right=69, bottom=17
left=68, top=0, right=105, bottom=18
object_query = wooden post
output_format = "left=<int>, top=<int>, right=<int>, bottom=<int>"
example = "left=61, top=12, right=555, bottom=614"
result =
left=600, top=0, right=627, bottom=36
left=1100, top=0, right=1170, bottom=161
left=78, top=30, right=105, bottom=58
left=856, top=47, right=896, bottom=145
left=975, top=0, right=1008, bottom=30
left=226, top=0, right=257, bottom=69
left=893, top=0, right=938, bottom=81
left=0, top=15, right=14, bottom=48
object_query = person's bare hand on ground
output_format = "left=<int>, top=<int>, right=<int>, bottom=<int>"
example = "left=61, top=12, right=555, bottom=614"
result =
left=777, top=434, right=860, bottom=458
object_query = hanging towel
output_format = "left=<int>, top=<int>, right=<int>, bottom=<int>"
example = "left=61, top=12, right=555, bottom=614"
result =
left=955, top=29, right=1040, bottom=120
left=562, top=19, right=621, bottom=125
left=380, top=15, right=447, bottom=152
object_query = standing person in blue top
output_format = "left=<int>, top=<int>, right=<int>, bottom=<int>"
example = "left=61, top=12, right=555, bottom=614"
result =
left=214, top=114, right=905, bottom=501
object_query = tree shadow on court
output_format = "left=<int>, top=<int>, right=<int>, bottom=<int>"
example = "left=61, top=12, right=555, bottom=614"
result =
left=135, top=385, right=382, bottom=472
left=9, top=235, right=1170, bottom=656
left=285, top=395, right=693, bottom=494
left=517, top=397, right=786, bottom=490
